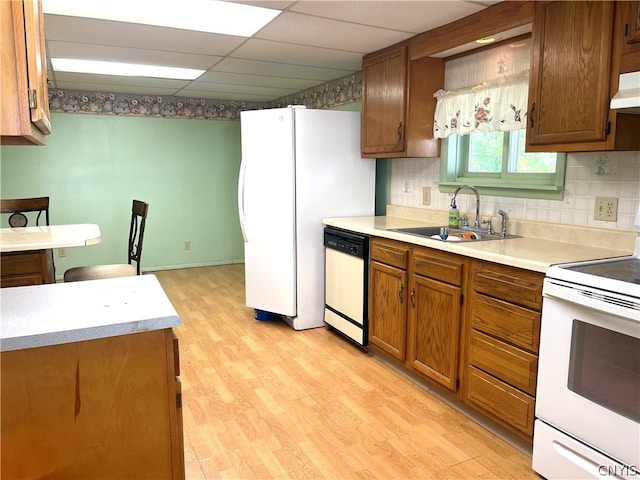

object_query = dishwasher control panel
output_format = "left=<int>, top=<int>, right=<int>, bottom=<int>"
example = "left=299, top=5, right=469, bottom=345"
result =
left=324, top=227, right=366, bottom=258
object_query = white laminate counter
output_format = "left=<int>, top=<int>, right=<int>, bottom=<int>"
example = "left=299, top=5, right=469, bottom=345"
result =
left=323, top=216, right=633, bottom=273
left=0, top=274, right=180, bottom=352
left=0, top=223, right=101, bottom=252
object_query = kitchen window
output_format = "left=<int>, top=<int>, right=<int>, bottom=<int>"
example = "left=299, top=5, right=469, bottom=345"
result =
left=439, top=130, right=566, bottom=200
left=434, top=68, right=566, bottom=200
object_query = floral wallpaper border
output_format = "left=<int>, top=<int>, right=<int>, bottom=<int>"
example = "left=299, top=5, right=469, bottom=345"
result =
left=48, top=72, right=362, bottom=121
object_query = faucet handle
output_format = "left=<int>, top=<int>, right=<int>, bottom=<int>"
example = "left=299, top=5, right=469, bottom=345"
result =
left=460, top=216, right=469, bottom=227
left=481, top=219, right=494, bottom=234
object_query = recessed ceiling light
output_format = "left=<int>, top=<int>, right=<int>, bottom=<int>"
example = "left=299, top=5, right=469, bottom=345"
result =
left=475, top=37, right=496, bottom=45
left=42, top=0, right=281, bottom=37
left=51, top=58, right=205, bottom=80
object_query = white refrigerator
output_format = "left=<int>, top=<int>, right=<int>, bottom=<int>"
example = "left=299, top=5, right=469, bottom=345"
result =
left=237, top=106, right=375, bottom=330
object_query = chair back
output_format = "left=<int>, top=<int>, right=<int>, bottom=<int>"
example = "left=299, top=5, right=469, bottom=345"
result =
left=128, top=200, right=149, bottom=275
left=0, top=197, right=50, bottom=227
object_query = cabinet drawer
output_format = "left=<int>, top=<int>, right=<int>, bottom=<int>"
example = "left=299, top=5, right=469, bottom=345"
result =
left=371, top=238, right=408, bottom=269
left=412, top=247, right=463, bottom=286
left=469, top=330, right=537, bottom=395
left=466, top=366, right=535, bottom=437
left=1, top=251, right=42, bottom=275
left=470, top=293, right=540, bottom=353
left=471, top=261, right=543, bottom=311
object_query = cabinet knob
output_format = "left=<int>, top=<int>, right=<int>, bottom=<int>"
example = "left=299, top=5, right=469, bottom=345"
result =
left=397, top=122, right=403, bottom=140
left=410, top=289, right=415, bottom=308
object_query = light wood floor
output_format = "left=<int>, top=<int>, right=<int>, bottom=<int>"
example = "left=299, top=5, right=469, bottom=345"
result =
left=154, top=265, right=537, bottom=480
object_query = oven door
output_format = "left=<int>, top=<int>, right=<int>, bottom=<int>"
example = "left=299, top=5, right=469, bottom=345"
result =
left=535, top=279, right=640, bottom=467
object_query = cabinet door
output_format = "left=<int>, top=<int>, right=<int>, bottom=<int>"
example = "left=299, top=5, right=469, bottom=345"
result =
left=369, top=260, right=407, bottom=360
left=1, top=0, right=50, bottom=145
left=405, top=56, right=444, bottom=158
left=361, top=46, right=407, bottom=156
left=22, top=0, right=51, bottom=135
left=527, top=1, right=614, bottom=147
left=408, top=275, right=461, bottom=391
left=624, top=1, right=640, bottom=48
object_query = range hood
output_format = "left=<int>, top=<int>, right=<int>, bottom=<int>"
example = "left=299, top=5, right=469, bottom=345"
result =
left=610, top=71, right=640, bottom=114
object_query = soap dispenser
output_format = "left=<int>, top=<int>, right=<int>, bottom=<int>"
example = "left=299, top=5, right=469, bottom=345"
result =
left=448, top=200, right=460, bottom=228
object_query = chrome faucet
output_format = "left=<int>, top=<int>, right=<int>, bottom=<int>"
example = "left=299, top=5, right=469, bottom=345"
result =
left=451, top=184, right=481, bottom=229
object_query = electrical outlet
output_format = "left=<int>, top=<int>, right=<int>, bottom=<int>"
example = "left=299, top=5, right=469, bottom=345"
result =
left=594, top=196, right=618, bottom=222
left=184, top=240, right=191, bottom=250
left=422, top=187, right=431, bottom=206
left=58, top=248, right=66, bottom=257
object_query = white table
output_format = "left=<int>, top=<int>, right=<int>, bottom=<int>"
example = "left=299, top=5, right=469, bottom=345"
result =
left=0, top=224, right=101, bottom=286
left=0, top=223, right=101, bottom=252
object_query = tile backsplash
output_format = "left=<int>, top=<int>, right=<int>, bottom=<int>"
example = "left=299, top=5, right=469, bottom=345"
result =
left=390, top=151, right=640, bottom=231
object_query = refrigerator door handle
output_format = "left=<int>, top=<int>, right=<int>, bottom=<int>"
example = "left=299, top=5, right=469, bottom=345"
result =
left=238, top=159, right=248, bottom=242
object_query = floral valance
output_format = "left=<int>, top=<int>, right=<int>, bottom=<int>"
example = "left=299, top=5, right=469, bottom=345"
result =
left=433, top=72, right=529, bottom=139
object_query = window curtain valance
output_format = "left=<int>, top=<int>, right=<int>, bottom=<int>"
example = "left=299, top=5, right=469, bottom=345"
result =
left=433, top=72, right=529, bottom=139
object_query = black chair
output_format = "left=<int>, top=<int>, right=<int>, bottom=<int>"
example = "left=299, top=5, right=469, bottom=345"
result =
left=0, top=196, right=50, bottom=227
left=64, top=200, right=149, bottom=282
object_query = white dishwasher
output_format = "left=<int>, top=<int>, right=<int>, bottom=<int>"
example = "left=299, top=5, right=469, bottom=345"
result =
left=323, top=226, right=369, bottom=346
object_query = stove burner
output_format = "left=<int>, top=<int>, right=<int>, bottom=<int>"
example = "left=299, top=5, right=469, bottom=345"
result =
left=566, top=258, right=640, bottom=285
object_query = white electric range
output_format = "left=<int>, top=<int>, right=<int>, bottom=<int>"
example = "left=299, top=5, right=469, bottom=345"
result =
left=533, top=237, right=640, bottom=479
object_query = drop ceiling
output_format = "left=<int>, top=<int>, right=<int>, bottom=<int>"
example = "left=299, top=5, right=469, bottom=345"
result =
left=44, top=0, right=505, bottom=103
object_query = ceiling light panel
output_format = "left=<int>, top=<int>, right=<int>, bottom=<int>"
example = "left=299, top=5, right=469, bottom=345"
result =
left=42, top=0, right=281, bottom=37
left=51, top=58, right=205, bottom=80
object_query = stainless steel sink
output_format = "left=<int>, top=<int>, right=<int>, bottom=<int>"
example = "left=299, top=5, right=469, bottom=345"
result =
left=389, top=226, right=520, bottom=242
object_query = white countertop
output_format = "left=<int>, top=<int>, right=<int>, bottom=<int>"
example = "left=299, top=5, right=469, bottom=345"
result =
left=0, top=275, right=181, bottom=352
left=323, top=216, right=633, bottom=273
left=0, top=223, right=102, bottom=253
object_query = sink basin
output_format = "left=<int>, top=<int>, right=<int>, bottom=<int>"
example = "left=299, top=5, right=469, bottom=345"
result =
left=390, top=226, right=520, bottom=242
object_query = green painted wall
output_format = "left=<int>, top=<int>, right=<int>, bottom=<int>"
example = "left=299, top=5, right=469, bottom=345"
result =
left=0, top=101, right=389, bottom=278
left=1, top=113, right=244, bottom=277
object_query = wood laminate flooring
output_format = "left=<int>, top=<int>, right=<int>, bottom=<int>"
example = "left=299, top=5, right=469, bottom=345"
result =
left=154, top=265, right=537, bottom=479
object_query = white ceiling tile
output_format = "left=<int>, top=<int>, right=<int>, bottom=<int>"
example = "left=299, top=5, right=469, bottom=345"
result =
left=232, top=38, right=363, bottom=70
left=255, top=11, right=412, bottom=53
left=289, top=1, right=487, bottom=34
left=50, top=71, right=190, bottom=89
left=196, top=71, right=320, bottom=90
left=213, top=58, right=355, bottom=81
left=44, top=14, right=246, bottom=56
left=47, top=41, right=221, bottom=70
left=49, top=81, right=182, bottom=96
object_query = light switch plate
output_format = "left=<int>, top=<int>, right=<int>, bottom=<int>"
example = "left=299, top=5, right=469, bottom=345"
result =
left=594, top=197, right=618, bottom=222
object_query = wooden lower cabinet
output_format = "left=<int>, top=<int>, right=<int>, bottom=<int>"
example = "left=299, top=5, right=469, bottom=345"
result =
left=1, top=249, right=54, bottom=287
left=369, top=238, right=409, bottom=360
left=1, top=328, right=185, bottom=479
left=368, top=238, right=544, bottom=441
left=407, top=247, right=464, bottom=391
left=464, top=259, right=543, bottom=440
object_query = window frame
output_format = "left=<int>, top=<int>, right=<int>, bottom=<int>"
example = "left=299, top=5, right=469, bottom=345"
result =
left=439, top=131, right=566, bottom=200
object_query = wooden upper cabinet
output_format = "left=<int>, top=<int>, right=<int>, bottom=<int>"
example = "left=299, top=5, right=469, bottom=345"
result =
left=361, top=46, right=408, bottom=156
left=526, top=1, right=614, bottom=148
left=620, top=1, right=640, bottom=72
left=527, top=1, right=640, bottom=152
left=624, top=1, right=640, bottom=48
left=1, top=0, right=51, bottom=146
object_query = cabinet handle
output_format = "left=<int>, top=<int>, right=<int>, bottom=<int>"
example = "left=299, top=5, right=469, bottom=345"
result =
left=529, top=102, right=536, bottom=128
left=398, top=284, right=404, bottom=304
left=410, top=289, right=415, bottom=308
left=397, top=122, right=403, bottom=140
